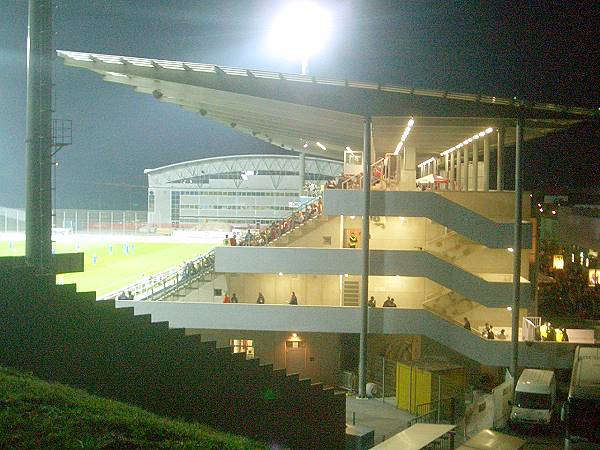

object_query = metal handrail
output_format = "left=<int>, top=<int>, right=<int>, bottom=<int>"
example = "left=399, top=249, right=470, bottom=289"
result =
left=108, top=196, right=323, bottom=302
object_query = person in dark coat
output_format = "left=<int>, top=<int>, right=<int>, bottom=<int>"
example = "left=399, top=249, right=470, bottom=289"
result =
left=289, top=292, right=298, bottom=305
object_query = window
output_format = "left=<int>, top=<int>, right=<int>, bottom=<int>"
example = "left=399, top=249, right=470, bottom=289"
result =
left=148, top=190, right=155, bottom=212
left=230, top=339, right=255, bottom=359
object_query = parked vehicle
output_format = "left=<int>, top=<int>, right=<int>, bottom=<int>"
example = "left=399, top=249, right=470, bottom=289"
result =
left=510, top=369, right=556, bottom=426
left=562, top=346, right=600, bottom=449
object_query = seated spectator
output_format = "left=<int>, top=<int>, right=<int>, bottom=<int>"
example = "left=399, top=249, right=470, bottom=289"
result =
left=118, top=291, right=128, bottom=300
left=289, top=292, right=298, bottom=305
left=231, top=293, right=239, bottom=303
left=223, top=234, right=230, bottom=246
left=487, top=326, right=495, bottom=340
left=368, top=296, right=376, bottom=307
left=497, top=329, right=507, bottom=340
left=256, top=292, right=265, bottom=304
left=223, top=293, right=230, bottom=303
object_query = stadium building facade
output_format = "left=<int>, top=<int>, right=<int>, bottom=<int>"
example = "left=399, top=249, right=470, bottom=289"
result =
left=145, top=154, right=341, bottom=228
left=59, top=51, right=597, bottom=405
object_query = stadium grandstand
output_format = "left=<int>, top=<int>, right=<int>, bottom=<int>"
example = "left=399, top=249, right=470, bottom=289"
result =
left=145, top=154, right=341, bottom=228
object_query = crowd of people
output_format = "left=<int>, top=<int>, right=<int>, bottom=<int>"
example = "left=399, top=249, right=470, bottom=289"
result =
left=462, top=317, right=570, bottom=342
left=221, top=198, right=323, bottom=247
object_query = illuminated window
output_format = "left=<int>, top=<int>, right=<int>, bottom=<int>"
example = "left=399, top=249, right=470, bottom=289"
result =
left=552, top=255, right=564, bottom=270
left=230, top=339, right=255, bottom=359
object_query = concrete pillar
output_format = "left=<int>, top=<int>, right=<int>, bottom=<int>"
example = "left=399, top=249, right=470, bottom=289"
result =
left=444, top=154, right=449, bottom=177
left=298, top=151, right=305, bottom=197
left=449, top=152, right=455, bottom=189
left=462, top=147, right=468, bottom=191
left=358, top=116, right=372, bottom=399
left=456, top=149, right=462, bottom=191
left=472, top=140, right=479, bottom=191
left=483, top=136, right=490, bottom=191
left=497, top=127, right=505, bottom=191
left=511, top=118, right=524, bottom=379
left=25, top=0, right=53, bottom=273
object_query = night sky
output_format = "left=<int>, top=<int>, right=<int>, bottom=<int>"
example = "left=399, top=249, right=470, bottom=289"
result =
left=2, top=1, right=598, bottom=209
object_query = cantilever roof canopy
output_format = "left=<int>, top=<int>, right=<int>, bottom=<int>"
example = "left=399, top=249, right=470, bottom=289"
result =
left=57, top=50, right=597, bottom=163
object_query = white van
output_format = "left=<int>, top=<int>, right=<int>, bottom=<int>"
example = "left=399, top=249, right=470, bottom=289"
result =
left=510, top=369, right=556, bottom=426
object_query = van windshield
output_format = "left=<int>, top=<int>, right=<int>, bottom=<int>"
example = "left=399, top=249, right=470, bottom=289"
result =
left=514, top=391, right=551, bottom=409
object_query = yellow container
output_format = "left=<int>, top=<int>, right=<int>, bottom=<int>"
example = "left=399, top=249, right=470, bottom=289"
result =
left=396, top=360, right=465, bottom=414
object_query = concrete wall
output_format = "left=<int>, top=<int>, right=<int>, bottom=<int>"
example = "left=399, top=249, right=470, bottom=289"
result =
left=215, top=247, right=528, bottom=308
left=117, top=301, right=578, bottom=368
left=187, top=329, right=341, bottom=385
left=323, top=190, right=532, bottom=249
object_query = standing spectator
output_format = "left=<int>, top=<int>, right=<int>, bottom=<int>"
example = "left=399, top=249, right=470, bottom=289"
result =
left=463, top=317, right=471, bottom=331
left=223, top=292, right=231, bottom=303
left=547, top=324, right=556, bottom=342
left=383, top=297, right=396, bottom=307
left=289, top=292, right=298, bottom=305
left=487, top=326, right=495, bottom=340
left=482, top=323, right=490, bottom=338
left=256, top=292, right=265, bottom=304
left=223, top=234, right=230, bottom=246
left=231, top=293, right=239, bottom=303
left=229, top=235, right=237, bottom=246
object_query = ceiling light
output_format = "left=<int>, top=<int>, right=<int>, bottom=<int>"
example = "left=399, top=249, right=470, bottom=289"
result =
left=478, top=131, right=486, bottom=137
left=485, top=127, right=493, bottom=133
left=303, top=142, right=308, bottom=148
left=316, top=141, right=326, bottom=150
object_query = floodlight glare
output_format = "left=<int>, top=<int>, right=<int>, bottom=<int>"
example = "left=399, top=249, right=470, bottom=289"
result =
left=268, top=1, right=332, bottom=74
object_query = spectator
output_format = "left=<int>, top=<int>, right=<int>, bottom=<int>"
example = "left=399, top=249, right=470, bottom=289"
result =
left=497, top=329, right=507, bottom=340
left=231, top=293, right=239, bottom=303
left=482, top=323, right=490, bottom=338
left=487, top=326, right=495, bottom=340
left=118, top=291, right=128, bottom=300
left=245, top=230, right=253, bottom=246
left=229, top=235, right=237, bottom=246
left=463, top=317, right=471, bottom=330
left=547, top=324, right=556, bottom=342
left=382, top=297, right=396, bottom=307
left=368, top=296, right=376, bottom=307
left=223, top=292, right=231, bottom=303
left=289, top=292, right=298, bottom=305
left=256, top=292, right=265, bottom=304
left=223, top=234, right=230, bottom=246
left=560, top=327, right=569, bottom=342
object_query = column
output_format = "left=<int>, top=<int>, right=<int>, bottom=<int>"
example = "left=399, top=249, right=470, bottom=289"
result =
left=449, top=152, right=455, bottom=190
left=298, top=151, right=305, bottom=197
left=444, top=154, right=449, bottom=177
left=497, top=127, right=505, bottom=191
left=456, top=149, right=462, bottom=191
left=511, top=118, right=524, bottom=379
left=358, top=116, right=372, bottom=399
left=462, top=146, right=468, bottom=191
left=25, top=0, right=53, bottom=273
left=472, top=139, right=479, bottom=191
left=483, top=135, right=490, bottom=191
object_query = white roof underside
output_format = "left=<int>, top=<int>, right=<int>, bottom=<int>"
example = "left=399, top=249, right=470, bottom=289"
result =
left=57, top=51, right=595, bottom=163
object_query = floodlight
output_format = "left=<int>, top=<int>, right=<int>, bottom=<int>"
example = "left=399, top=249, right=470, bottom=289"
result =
left=268, top=1, right=332, bottom=74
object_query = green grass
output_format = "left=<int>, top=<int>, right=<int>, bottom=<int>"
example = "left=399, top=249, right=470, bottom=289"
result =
left=0, top=366, right=266, bottom=449
left=0, top=240, right=215, bottom=297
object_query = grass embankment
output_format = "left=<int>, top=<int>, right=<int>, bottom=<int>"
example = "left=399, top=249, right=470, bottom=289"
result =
left=0, top=367, right=266, bottom=449
left=0, top=240, right=215, bottom=296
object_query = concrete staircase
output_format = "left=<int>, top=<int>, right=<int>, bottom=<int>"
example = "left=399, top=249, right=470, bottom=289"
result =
left=268, top=214, right=331, bottom=247
left=0, top=266, right=346, bottom=449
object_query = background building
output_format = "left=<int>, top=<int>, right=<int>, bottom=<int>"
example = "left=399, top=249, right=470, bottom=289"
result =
left=145, top=154, right=341, bottom=228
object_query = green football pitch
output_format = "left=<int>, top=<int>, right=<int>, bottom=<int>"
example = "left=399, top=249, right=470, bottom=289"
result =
left=0, top=240, right=215, bottom=297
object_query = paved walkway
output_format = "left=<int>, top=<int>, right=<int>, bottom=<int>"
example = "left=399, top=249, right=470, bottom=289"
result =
left=346, top=396, right=415, bottom=445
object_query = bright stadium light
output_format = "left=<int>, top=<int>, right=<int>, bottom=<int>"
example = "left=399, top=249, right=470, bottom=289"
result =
left=268, top=1, right=332, bottom=74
